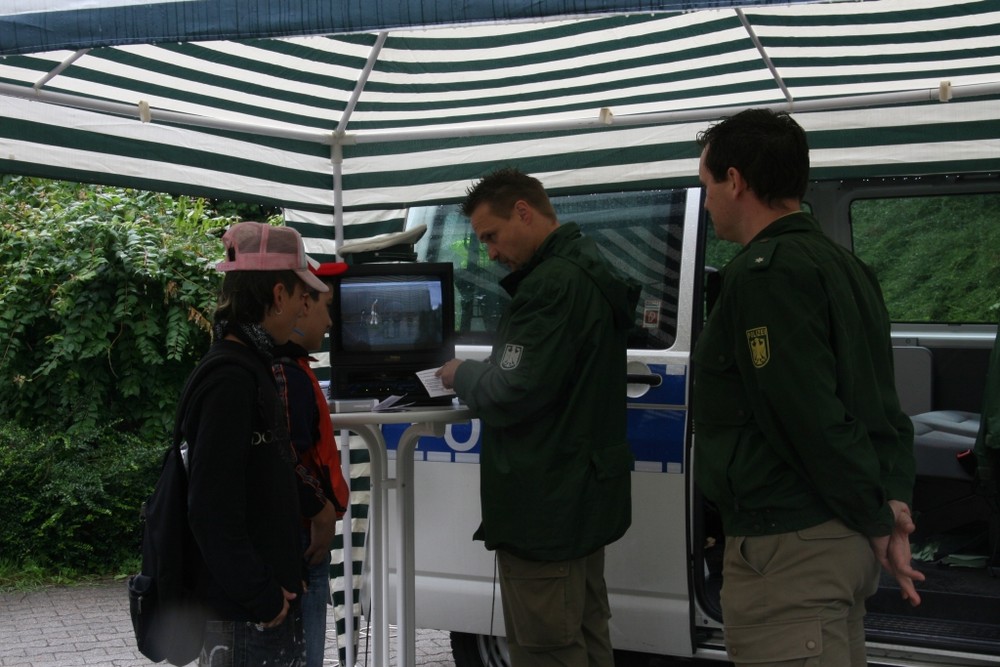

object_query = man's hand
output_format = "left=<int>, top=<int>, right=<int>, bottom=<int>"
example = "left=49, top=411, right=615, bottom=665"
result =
left=870, top=499, right=925, bottom=607
left=304, top=500, right=337, bottom=565
left=436, top=359, right=464, bottom=390
left=260, top=587, right=297, bottom=628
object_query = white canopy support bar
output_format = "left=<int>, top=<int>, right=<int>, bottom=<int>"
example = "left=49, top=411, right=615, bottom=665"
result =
left=3, top=79, right=999, bottom=151
left=346, top=81, right=1000, bottom=144
left=330, top=30, right=388, bottom=255
left=736, top=8, right=792, bottom=106
left=332, top=138, right=345, bottom=257
left=0, top=82, right=335, bottom=145
left=337, top=31, right=388, bottom=134
left=33, top=48, right=90, bottom=91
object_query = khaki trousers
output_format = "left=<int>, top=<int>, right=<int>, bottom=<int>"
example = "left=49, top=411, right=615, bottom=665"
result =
left=721, top=519, right=881, bottom=667
left=497, top=547, right=614, bottom=667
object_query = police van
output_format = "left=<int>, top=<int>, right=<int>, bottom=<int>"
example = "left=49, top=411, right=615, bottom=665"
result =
left=364, top=170, right=1000, bottom=667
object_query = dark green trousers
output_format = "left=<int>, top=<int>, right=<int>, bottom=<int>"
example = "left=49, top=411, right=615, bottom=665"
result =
left=497, top=547, right=614, bottom=667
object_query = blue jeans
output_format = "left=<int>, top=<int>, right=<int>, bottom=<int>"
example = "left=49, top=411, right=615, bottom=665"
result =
left=301, top=531, right=332, bottom=667
left=198, top=605, right=304, bottom=667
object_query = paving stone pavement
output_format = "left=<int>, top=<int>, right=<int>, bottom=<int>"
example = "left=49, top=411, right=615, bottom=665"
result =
left=0, top=580, right=457, bottom=667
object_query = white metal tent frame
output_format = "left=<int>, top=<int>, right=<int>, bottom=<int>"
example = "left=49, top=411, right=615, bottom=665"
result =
left=3, top=79, right=991, bottom=250
left=2, top=0, right=1000, bottom=256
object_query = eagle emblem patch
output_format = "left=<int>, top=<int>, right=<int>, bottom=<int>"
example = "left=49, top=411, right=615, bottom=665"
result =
left=746, top=327, right=770, bottom=368
left=500, top=344, right=523, bottom=370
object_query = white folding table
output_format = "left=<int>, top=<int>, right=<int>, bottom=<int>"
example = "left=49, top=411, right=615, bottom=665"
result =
left=331, top=405, right=474, bottom=666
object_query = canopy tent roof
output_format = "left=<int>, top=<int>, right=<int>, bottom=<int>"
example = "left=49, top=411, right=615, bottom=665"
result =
left=2, top=0, right=999, bottom=256
left=1, top=0, right=822, bottom=54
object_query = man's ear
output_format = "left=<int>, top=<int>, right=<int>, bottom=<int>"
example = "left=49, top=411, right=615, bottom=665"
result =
left=727, top=167, right=749, bottom=197
left=300, top=294, right=315, bottom=314
left=513, top=199, right=531, bottom=223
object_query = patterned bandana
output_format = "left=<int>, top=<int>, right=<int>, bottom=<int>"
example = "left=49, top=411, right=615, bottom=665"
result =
left=212, top=319, right=275, bottom=361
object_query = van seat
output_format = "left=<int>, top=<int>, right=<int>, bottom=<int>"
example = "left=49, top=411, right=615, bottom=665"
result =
left=910, top=411, right=980, bottom=480
left=893, top=346, right=933, bottom=415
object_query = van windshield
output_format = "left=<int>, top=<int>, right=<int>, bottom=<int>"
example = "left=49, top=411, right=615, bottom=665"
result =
left=407, top=189, right=687, bottom=349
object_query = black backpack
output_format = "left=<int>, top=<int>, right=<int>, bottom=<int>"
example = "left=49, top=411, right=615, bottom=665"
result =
left=128, top=347, right=264, bottom=665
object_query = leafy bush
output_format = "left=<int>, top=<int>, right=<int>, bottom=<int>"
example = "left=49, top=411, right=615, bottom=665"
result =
left=0, top=177, right=286, bottom=583
left=0, top=420, right=164, bottom=576
left=0, top=176, right=231, bottom=438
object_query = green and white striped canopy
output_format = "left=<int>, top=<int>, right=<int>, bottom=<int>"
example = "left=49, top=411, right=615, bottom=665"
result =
left=2, top=0, right=999, bottom=254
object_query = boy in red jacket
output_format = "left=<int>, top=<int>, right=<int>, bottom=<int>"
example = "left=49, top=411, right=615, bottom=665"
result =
left=273, top=261, right=351, bottom=667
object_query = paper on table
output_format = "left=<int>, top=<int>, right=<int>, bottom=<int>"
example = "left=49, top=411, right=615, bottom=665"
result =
left=417, top=367, right=456, bottom=398
left=373, top=394, right=410, bottom=411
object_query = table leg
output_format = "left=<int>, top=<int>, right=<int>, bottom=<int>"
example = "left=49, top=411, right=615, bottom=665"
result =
left=394, top=421, right=448, bottom=667
left=342, top=422, right=390, bottom=666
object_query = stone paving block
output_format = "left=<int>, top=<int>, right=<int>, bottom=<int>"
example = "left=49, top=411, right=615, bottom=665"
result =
left=0, top=581, right=458, bottom=666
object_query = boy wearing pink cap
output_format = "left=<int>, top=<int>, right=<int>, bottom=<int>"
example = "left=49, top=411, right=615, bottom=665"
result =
left=179, top=221, right=326, bottom=666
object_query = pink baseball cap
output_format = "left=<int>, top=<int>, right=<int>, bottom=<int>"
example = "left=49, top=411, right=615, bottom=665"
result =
left=217, top=222, right=328, bottom=293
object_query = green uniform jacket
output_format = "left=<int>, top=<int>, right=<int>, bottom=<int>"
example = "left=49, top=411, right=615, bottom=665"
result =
left=693, top=212, right=915, bottom=538
left=453, top=222, right=640, bottom=561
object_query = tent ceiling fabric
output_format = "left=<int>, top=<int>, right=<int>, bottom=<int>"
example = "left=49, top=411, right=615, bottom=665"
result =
left=0, top=0, right=817, bottom=55
left=1, top=0, right=999, bottom=250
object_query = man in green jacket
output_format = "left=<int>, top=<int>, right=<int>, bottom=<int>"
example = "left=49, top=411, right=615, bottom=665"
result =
left=438, top=167, right=639, bottom=667
left=692, top=109, right=925, bottom=667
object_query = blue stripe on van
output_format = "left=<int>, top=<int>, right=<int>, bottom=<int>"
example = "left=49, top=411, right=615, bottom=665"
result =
left=628, top=407, right=686, bottom=473
left=629, top=363, right=687, bottom=406
left=626, top=363, right=688, bottom=473
left=378, top=363, right=688, bottom=470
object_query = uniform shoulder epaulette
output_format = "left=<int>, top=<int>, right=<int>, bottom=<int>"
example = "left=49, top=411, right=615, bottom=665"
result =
left=746, top=237, right=777, bottom=271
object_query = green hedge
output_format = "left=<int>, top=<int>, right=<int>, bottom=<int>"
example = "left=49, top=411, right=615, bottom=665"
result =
left=0, top=420, right=164, bottom=576
left=0, top=175, right=226, bottom=439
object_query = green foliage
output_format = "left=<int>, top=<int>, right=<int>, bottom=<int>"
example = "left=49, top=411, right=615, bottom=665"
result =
left=0, top=176, right=230, bottom=438
left=0, top=420, right=163, bottom=579
left=0, top=558, right=81, bottom=591
left=209, top=198, right=281, bottom=223
left=703, top=194, right=1000, bottom=324
left=704, top=224, right=741, bottom=271
left=852, top=193, right=1000, bottom=322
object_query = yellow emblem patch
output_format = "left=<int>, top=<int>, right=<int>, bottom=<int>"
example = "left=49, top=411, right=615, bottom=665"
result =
left=746, top=326, right=770, bottom=368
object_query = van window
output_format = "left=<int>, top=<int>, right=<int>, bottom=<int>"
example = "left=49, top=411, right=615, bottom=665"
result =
left=850, top=193, right=1000, bottom=324
left=704, top=225, right=740, bottom=273
left=407, top=189, right=687, bottom=349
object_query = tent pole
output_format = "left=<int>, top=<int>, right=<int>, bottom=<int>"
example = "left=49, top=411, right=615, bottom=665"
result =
left=2, top=79, right=998, bottom=149
left=0, top=83, right=332, bottom=144
left=345, top=81, right=1000, bottom=144
left=336, top=32, right=388, bottom=133
left=333, top=138, right=345, bottom=259
left=33, top=49, right=90, bottom=90
left=736, top=8, right=792, bottom=105
left=331, top=30, right=387, bottom=260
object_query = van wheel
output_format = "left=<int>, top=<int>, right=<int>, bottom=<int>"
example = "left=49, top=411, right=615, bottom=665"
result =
left=450, top=631, right=510, bottom=667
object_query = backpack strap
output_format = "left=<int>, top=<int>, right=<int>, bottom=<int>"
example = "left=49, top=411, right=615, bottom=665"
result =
left=172, top=344, right=268, bottom=468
